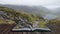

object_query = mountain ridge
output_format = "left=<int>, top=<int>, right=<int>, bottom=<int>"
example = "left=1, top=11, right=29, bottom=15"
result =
left=0, top=4, right=51, bottom=16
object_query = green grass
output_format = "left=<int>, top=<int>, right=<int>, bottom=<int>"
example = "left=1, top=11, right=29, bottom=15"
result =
left=0, top=6, right=48, bottom=27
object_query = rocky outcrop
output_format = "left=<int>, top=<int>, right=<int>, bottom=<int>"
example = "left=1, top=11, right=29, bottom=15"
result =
left=0, top=6, right=46, bottom=29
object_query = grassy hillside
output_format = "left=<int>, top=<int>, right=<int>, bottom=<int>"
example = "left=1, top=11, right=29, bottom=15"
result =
left=46, top=18, right=60, bottom=34
left=0, top=6, right=47, bottom=28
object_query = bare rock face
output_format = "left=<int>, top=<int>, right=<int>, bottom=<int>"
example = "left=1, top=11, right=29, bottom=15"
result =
left=0, top=11, right=16, bottom=24
left=0, top=11, right=5, bottom=19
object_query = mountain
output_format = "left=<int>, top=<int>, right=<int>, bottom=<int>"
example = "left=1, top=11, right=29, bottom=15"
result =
left=50, top=7, right=60, bottom=17
left=0, top=6, right=47, bottom=28
left=0, top=4, right=51, bottom=16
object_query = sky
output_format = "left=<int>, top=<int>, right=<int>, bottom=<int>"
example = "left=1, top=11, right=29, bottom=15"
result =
left=0, top=0, right=60, bottom=9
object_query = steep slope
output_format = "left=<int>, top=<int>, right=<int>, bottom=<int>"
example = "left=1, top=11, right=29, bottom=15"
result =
left=46, top=18, right=60, bottom=34
left=0, top=6, right=47, bottom=28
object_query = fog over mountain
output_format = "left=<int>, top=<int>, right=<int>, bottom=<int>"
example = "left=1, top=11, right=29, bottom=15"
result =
left=0, top=4, right=51, bottom=16
left=0, top=4, right=60, bottom=19
left=50, top=7, right=60, bottom=17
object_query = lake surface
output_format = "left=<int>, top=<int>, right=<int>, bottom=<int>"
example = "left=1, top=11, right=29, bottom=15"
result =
left=43, top=14, right=57, bottom=20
